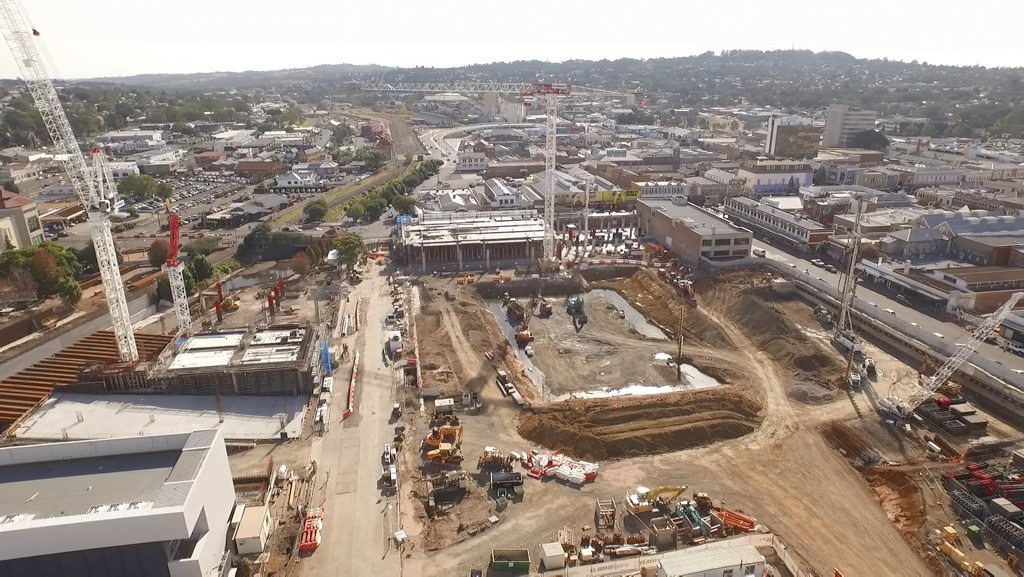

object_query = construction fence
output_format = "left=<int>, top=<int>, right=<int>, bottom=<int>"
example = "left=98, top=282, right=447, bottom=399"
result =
left=540, top=533, right=811, bottom=577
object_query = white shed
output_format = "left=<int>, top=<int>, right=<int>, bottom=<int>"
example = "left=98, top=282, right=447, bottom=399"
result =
left=540, top=542, right=565, bottom=570
left=234, top=504, right=273, bottom=555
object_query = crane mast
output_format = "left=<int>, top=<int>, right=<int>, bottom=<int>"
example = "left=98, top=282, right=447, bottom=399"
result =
left=882, top=292, right=1024, bottom=418
left=833, top=199, right=865, bottom=354
left=0, top=0, right=138, bottom=361
left=163, top=204, right=192, bottom=337
left=359, top=81, right=636, bottom=262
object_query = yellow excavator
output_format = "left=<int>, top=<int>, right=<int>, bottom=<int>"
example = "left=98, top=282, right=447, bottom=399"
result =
left=477, top=447, right=514, bottom=471
left=425, top=443, right=464, bottom=466
left=623, top=486, right=688, bottom=515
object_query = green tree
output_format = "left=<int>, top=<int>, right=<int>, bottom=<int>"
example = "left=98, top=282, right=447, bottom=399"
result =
left=332, top=232, right=364, bottom=270
left=848, top=129, right=890, bottom=151
left=346, top=201, right=366, bottom=221
left=921, top=123, right=939, bottom=137
left=172, top=123, right=196, bottom=136
left=729, top=120, right=740, bottom=130
left=148, top=238, right=170, bottom=267
left=4, top=181, right=19, bottom=194
left=304, top=199, right=328, bottom=222
left=117, top=174, right=160, bottom=199
left=786, top=176, right=799, bottom=195
left=56, top=276, right=81, bottom=306
left=812, top=166, right=830, bottom=186
left=155, top=181, right=174, bottom=200
left=183, top=236, right=221, bottom=256
left=189, top=255, right=214, bottom=281
left=29, top=249, right=62, bottom=288
left=391, top=195, right=417, bottom=215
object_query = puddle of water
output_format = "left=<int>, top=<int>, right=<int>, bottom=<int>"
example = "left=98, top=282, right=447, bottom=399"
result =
left=589, top=289, right=667, bottom=340
left=487, top=301, right=547, bottom=394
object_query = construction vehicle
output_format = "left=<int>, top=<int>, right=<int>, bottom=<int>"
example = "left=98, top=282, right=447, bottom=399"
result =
left=489, top=471, right=524, bottom=490
left=879, top=291, right=1023, bottom=419
left=425, top=443, right=465, bottom=466
left=863, top=357, right=876, bottom=377
left=478, top=447, right=514, bottom=471
left=848, top=371, right=862, bottom=389
left=567, top=295, right=588, bottom=331
left=833, top=201, right=866, bottom=355
left=381, top=444, right=398, bottom=490
left=422, top=470, right=469, bottom=516
left=0, top=1, right=138, bottom=361
left=421, top=424, right=463, bottom=450
left=814, top=305, right=833, bottom=326
left=623, top=486, right=687, bottom=515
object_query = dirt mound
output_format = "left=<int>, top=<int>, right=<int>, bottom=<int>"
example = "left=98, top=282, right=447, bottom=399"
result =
left=597, top=269, right=733, bottom=349
left=518, top=388, right=763, bottom=460
left=708, top=282, right=843, bottom=397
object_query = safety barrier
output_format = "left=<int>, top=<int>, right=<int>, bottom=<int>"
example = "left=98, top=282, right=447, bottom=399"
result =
left=342, top=351, right=359, bottom=420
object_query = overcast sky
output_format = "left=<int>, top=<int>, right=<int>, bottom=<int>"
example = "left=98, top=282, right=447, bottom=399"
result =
left=5, top=0, right=1022, bottom=79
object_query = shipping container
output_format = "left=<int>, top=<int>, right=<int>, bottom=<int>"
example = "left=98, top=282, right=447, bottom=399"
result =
left=990, top=497, right=1023, bottom=520
left=490, top=549, right=530, bottom=572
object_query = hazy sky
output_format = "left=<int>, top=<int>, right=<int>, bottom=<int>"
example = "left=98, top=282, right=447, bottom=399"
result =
left=4, top=0, right=1022, bottom=79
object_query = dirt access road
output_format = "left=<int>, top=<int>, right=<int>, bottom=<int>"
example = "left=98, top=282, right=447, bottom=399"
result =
left=402, top=271, right=935, bottom=577
left=299, top=264, right=403, bottom=577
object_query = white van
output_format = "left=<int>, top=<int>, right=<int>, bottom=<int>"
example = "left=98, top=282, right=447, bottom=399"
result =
left=1008, top=341, right=1024, bottom=356
left=752, top=248, right=766, bottom=257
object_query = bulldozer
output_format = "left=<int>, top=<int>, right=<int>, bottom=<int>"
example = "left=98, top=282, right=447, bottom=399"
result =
left=425, top=443, right=464, bottom=466
left=477, top=447, right=514, bottom=471
left=421, top=424, right=463, bottom=450
left=623, top=486, right=688, bottom=515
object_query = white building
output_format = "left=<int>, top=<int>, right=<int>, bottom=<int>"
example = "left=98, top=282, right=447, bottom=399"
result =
left=481, top=178, right=520, bottom=209
left=275, top=170, right=321, bottom=187
left=456, top=149, right=489, bottom=173
left=656, top=543, right=766, bottom=577
left=95, top=130, right=166, bottom=152
left=635, top=181, right=687, bottom=198
left=0, top=429, right=236, bottom=577
left=822, top=104, right=878, bottom=148
left=108, top=161, right=141, bottom=181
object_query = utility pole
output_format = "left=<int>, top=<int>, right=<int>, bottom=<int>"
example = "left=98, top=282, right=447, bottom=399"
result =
left=677, top=304, right=685, bottom=382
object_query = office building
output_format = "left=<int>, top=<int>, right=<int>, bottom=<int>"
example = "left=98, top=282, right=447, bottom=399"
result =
left=822, top=105, right=879, bottom=148
left=637, top=197, right=753, bottom=263
left=724, top=196, right=833, bottom=252
left=765, top=115, right=821, bottom=158
left=0, top=429, right=235, bottom=577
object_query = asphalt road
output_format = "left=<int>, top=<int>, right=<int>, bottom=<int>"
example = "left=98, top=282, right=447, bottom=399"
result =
left=754, top=238, right=1024, bottom=371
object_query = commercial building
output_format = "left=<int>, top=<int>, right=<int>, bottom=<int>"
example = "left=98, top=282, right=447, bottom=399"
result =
left=292, top=161, right=339, bottom=180
left=822, top=104, right=878, bottom=148
left=634, top=181, right=687, bottom=199
left=396, top=212, right=545, bottom=272
left=656, top=542, right=766, bottom=577
left=456, top=140, right=493, bottom=173
left=0, top=429, right=235, bottom=577
left=0, top=189, right=44, bottom=248
left=859, top=261, right=1024, bottom=314
left=637, top=197, right=753, bottom=263
left=132, top=150, right=185, bottom=176
left=682, top=176, right=731, bottom=206
left=724, top=196, right=832, bottom=252
left=765, top=115, right=820, bottom=158
left=205, top=194, right=289, bottom=228
left=95, top=129, right=166, bottom=152
left=481, top=178, right=520, bottom=209
left=735, top=161, right=813, bottom=196
left=107, top=161, right=141, bottom=181
left=483, top=161, right=545, bottom=179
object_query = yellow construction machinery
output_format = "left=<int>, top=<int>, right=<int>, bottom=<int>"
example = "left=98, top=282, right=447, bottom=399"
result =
left=477, top=447, right=514, bottom=471
left=421, top=424, right=464, bottom=450
left=623, top=486, right=688, bottom=515
left=425, top=443, right=464, bottom=466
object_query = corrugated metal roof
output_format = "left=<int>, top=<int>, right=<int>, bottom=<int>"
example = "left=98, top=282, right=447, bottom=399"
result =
left=0, top=330, right=171, bottom=432
left=657, top=543, right=764, bottom=576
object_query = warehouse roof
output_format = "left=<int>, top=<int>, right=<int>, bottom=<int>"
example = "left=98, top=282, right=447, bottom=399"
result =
left=639, top=198, right=750, bottom=237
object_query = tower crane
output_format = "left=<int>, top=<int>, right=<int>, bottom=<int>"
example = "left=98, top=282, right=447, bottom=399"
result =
left=879, top=292, right=1023, bottom=419
left=833, top=199, right=865, bottom=355
left=0, top=2, right=138, bottom=361
left=163, top=202, right=192, bottom=336
left=359, top=81, right=640, bottom=261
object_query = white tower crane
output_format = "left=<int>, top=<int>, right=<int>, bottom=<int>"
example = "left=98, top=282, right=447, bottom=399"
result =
left=359, top=82, right=639, bottom=261
left=833, top=199, right=865, bottom=354
left=0, top=2, right=138, bottom=361
left=880, top=292, right=1023, bottom=419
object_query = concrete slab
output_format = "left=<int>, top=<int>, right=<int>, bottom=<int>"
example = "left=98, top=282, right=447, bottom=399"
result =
left=334, top=471, right=357, bottom=494
left=13, top=393, right=307, bottom=441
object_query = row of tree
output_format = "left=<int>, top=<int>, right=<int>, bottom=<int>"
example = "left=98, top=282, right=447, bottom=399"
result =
left=0, top=243, right=84, bottom=305
left=345, top=159, right=443, bottom=223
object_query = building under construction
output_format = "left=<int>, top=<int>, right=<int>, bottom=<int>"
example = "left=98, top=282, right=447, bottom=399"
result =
left=81, top=323, right=317, bottom=396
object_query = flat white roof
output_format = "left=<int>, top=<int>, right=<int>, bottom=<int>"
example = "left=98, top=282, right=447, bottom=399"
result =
left=169, top=348, right=236, bottom=370
left=14, top=393, right=305, bottom=440
left=251, top=329, right=305, bottom=346
left=183, top=332, right=245, bottom=351
left=240, top=345, right=301, bottom=365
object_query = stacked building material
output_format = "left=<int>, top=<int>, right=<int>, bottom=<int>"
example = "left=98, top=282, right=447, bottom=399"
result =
left=523, top=448, right=599, bottom=485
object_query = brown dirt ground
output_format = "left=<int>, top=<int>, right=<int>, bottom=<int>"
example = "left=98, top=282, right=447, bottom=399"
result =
left=518, top=388, right=764, bottom=460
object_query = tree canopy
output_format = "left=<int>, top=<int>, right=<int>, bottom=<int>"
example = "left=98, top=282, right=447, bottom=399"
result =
left=303, top=199, right=328, bottom=223
left=332, top=233, right=364, bottom=270
left=148, top=239, right=170, bottom=267
left=117, top=174, right=165, bottom=200
left=848, top=129, right=890, bottom=151
left=0, top=243, right=84, bottom=306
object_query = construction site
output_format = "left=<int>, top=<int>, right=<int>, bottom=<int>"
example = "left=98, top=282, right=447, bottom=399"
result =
left=390, top=259, right=1024, bottom=577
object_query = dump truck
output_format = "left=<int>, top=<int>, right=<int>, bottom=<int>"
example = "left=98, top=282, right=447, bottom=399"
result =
left=489, top=471, right=524, bottom=490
